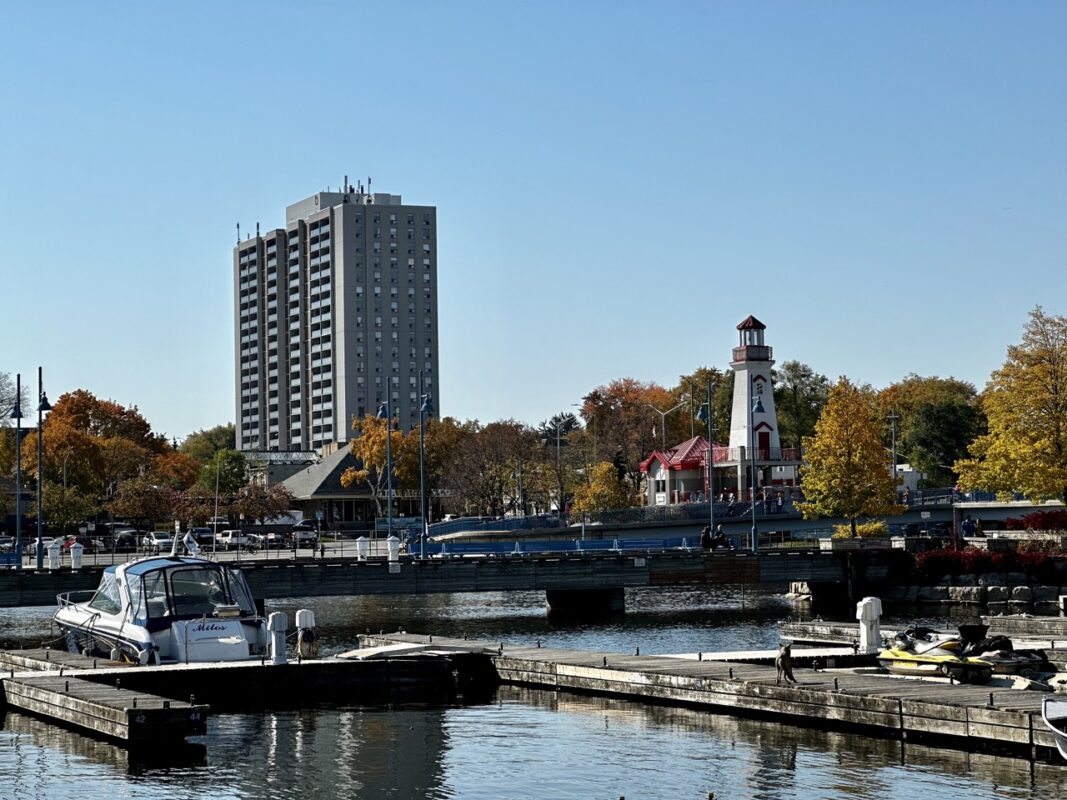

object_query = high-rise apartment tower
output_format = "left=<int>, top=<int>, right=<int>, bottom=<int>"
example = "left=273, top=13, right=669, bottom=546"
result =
left=235, top=182, right=439, bottom=452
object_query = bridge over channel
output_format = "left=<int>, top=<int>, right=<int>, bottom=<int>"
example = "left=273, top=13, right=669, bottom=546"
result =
left=0, top=548, right=896, bottom=612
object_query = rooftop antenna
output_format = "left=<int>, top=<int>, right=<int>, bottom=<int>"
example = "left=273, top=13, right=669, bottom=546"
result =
left=256, top=222, right=260, bottom=238
left=367, top=176, right=372, bottom=193
left=344, top=174, right=349, bottom=192
left=236, top=223, right=240, bottom=244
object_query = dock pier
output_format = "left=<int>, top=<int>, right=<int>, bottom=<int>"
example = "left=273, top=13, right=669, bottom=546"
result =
left=361, top=631, right=1064, bottom=761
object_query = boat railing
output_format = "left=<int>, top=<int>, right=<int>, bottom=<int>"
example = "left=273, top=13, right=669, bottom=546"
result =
left=56, top=589, right=99, bottom=608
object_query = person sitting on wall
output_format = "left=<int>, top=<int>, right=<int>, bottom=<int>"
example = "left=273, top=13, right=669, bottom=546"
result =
left=710, top=525, right=731, bottom=550
left=700, top=525, right=713, bottom=550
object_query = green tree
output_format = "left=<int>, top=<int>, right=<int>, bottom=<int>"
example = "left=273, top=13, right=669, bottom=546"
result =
left=41, top=481, right=98, bottom=533
left=196, top=450, right=247, bottom=495
left=441, top=420, right=540, bottom=517
left=798, top=378, right=902, bottom=536
left=876, top=374, right=983, bottom=484
left=773, top=360, right=830, bottom=449
left=956, top=307, right=1067, bottom=501
left=180, top=424, right=236, bottom=464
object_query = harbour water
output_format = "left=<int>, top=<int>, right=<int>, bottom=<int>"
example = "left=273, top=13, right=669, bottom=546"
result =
left=3, top=586, right=1067, bottom=799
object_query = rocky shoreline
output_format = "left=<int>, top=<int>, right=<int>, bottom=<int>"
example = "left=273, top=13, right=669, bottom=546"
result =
left=881, top=572, right=1066, bottom=612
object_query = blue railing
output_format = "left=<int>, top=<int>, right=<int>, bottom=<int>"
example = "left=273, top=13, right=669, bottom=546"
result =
left=417, top=534, right=753, bottom=557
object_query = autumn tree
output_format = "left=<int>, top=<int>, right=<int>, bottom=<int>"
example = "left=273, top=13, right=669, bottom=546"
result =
left=956, top=307, right=1067, bottom=502
left=773, top=361, right=830, bottom=449
left=420, top=416, right=467, bottom=520
left=232, top=483, right=294, bottom=524
left=579, top=379, right=680, bottom=493
left=441, top=420, right=540, bottom=517
left=572, top=461, right=638, bottom=514
left=107, top=476, right=177, bottom=530
left=798, top=378, right=902, bottom=536
left=195, top=449, right=247, bottom=495
left=150, top=451, right=201, bottom=490
left=341, top=413, right=416, bottom=516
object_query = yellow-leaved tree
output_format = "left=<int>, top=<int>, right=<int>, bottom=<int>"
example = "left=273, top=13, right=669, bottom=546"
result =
left=798, top=378, right=902, bottom=537
left=341, top=413, right=415, bottom=517
left=571, top=461, right=638, bottom=515
left=956, top=307, right=1067, bottom=502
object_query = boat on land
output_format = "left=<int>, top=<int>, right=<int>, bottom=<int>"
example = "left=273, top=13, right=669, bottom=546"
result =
left=1042, top=696, right=1067, bottom=760
left=53, top=555, right=268, bottom=665
left=878, top=626, right=994, bottom=683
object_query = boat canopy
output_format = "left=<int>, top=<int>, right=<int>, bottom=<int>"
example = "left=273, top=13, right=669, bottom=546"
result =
left=121, top=557, right=257, bottom=632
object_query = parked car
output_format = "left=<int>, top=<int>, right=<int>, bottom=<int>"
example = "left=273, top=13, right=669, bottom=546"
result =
left=0, top=536, right=13, bottom=553
left=215, top=530, right=257, bottom=551
left=111, top=532, right=140, bottom=553
left=63, top=535, right=105, bottom=554
left=291, top=521, right=319, bottom=545
left=188, top=527, right=216, bottom=546
left=142, top=531, right=175, bottom=554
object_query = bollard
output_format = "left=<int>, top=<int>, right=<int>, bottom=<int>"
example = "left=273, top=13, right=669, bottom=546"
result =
left=64, top=681, right=69, bottom=693
left=296, top=609, right=317, bottom=659
left=603, top=656, right=608, bottom=667
left=387, top=535, right=400, bottom=562
left=115, top=678, right=121, bottom=690
left=356, top=536, right=369, bottom=562
left=856, top=597, right=883, bottom=654
left=834, top=678, right=839, bottom=690
left=268, top=612, right=289, bottom=665
left=698, top=652, right=702, bottom=661
left=429, top=635, right=433, bottom=643
left=729, top=667, right=733, bottom=679
left=133, top=698, right=137, bottom=708
left=69, top=542, right=84, bottom=571
left=989, top=692, right=994, bottom=707
left=635, top=647, right=640, bottom=656
left=536, top=640, right=541, bottom=648
left=47, top=539, right=62, bottom=570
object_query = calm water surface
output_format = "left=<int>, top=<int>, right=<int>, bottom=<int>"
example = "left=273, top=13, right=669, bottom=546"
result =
left=2, top=587, right=1066, bottom=799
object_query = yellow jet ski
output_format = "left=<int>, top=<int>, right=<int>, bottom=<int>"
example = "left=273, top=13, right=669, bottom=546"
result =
left=878, top=626, right=994, bottom=684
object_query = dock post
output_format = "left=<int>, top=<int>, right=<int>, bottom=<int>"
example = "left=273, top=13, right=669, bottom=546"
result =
left=268, top=612, right=288, bottom=665
left=856, top=597, right=883, bottom=653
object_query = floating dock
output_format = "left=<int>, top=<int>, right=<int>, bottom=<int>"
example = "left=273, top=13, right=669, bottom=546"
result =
left=361, top=631, right=1064, bottom=761
left=0, top=647, right=469, bottom=747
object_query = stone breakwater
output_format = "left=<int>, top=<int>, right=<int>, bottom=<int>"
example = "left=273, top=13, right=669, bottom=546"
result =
left=882, top=572, right=1065, bottom=611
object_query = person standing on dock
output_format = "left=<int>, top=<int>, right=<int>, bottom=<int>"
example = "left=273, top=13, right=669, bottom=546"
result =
left=700, top=525, right=712, bottom=550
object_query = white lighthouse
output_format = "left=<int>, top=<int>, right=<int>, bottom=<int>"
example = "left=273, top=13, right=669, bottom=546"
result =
left=724, top=315, right=796, bottom=499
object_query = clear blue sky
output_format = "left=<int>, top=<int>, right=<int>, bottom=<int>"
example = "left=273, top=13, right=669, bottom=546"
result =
left=3, top=2, right=1065, bottom=441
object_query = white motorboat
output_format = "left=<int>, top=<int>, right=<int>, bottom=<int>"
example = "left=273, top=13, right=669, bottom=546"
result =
left=53, top=555, right=268, bottom=665
left=1042, top=696, right=1067, bottom=760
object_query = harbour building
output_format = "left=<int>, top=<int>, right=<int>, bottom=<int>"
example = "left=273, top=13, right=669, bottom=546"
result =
left=234, top=180, right=439, bottom=455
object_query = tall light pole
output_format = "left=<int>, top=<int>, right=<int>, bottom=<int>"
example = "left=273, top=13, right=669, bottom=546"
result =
left=10, top=373, right=23, bottom=570
left=749, top=382, right=765, bottom=552
left=645, top=399, right=687, bottom=453
left=418, top=371, right=434, bottom=559
left=35, top=368, right=52, bottom=570
left=697, top=378, right=714, bottom=536
left=377, top=397, right=394, bottom=541
left=887, top=412, right=899, bottom=484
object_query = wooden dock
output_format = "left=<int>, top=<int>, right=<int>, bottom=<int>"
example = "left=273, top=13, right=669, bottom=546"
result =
left=361, top=632, right=1064, bottom=761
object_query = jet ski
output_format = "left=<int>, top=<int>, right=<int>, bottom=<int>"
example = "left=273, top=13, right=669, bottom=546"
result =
left=957, top=623, right=1049, bottom=675
left=878, top=626, right=994, bottom=684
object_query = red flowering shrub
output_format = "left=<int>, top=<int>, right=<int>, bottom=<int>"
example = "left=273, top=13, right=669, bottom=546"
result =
left=1019, top=510, right=1067, bottom=532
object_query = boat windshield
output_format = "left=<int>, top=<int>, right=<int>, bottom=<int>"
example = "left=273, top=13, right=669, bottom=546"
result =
left=88, top=569, right=122, bottom=615
left=129, top=564, right=250, bottom=630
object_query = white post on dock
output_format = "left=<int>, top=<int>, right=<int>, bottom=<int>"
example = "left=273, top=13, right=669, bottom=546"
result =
left=387, top=535, right=400, bottom=562
left=47, top=539, right=62, bottom=570
left=69, top=542, right=84, bottom=571
left=268, top=612, right=288, bottom=664
left=856, top=596, right=883, bottom=653
left=356, top=536, right=369, bottom=561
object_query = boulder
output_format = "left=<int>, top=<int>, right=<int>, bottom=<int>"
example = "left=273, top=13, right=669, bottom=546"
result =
left=1011, top=585, right=1033, bottom=602
left=979, top=573, right=1007, bottom=586
left=1034, top=585, right=1061, bottom=602
left=986, top=586, right=1009, bottom=602
left=948, top=586, right=984, bottom=603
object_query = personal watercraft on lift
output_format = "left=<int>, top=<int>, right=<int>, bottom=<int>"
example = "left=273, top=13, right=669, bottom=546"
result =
left=878, top=626, right=994, bottom=683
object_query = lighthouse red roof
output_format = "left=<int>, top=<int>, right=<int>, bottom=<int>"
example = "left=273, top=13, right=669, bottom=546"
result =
left=736, top=315, right=766, bottom=331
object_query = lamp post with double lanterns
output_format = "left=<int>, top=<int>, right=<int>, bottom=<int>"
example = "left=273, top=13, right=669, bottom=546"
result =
left=10, top=373, right=23, bottom=569
left=749, top=380, right=765, bottom=552
left=35, top=368, right=52, bottom=570
left=417, top=371, right=434, bottom=559
left=377, top=397, right=395, bottom=542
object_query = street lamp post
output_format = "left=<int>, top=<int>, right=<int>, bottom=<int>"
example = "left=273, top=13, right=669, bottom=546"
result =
left=645, top=399, right=687, bottom=453
left=10, top=373, right=23, bottom=570
left=35, top=367, right=52, bottom=570
left=511, top=463, right=525, bottom=517
left=887, top=412, right=899, bottom=485
left=696, top=378, right=714, bottom=536
left=377, top=398, right=394, bottom=542
left=418, top=371, right=434, bottom=560
left=749, top=382, right=765, bottom=552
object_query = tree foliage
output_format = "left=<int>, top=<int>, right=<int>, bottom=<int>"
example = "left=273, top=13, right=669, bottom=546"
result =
left=440, top=420, right=542, bottom=517
left=956, top=307, right=1067, bottom=501
left=42, top=481, right=98, bottom=532
left=876, top=374, right=984, bottom=485
left=773, top=360, right=830, bottom=449
left=180, top=424, right=236, bottom=463
left=195, top=450, right=247, bottom=495
left=341, top=414, right=416, bottom=515
left=798, top=378, right=902, bottom=536
left=106, top=476, right=177, bottom=528
left=232, top=483, right=294, bottom=524
left=571, top=461, right=638, bottom=514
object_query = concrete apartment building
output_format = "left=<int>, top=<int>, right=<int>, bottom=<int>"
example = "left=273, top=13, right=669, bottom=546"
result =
left=235, top=181, right=439, bottom=454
